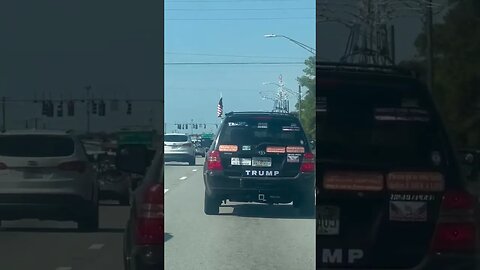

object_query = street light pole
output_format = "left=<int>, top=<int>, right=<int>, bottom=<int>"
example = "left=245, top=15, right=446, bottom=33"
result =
left=264, top=34, right=316, bottom=55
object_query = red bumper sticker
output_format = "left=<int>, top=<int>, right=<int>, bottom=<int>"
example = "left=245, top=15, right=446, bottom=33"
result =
left=266, top=146, right=285, bottom=153
left=387, top=172, right=444, bottom=191
left=323, top=172, right=384, bottom=191
left=219, top=145, right=238, bottom=152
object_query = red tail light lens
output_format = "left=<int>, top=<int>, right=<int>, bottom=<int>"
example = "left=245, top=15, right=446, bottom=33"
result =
left=431, top=190, right=477, bottom=252
left=58, top=161, right=86, bottom=173
left=207, top=150, right=223, bottom=171
left=300, top=153, right=315, bottom=172
left=0, top=162, right=7, bottom=170
left=135, top=183, right=164, bottom=245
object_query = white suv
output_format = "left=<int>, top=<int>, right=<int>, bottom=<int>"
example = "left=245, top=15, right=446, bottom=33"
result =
left=0, top=130, right=99, bottom=231
left=164, top=133, right=196, bottom=165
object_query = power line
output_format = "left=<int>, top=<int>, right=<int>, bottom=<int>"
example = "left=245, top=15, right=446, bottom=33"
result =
left=166, top=7, right=313, bottom=11
left=165, top=62, right=305, bottom=65
left=165, top=52, right=308, bottom=60
left=166, top=0, right=297, bottom=2
left=166, top=17, right=314, bottom=21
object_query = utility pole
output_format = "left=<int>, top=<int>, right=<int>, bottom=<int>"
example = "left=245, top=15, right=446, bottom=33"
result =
left=426, top=0, right=434, bottom=92
left=1, top=96, right=6, bottom=132
left=85, top=86, right=92, bottom=134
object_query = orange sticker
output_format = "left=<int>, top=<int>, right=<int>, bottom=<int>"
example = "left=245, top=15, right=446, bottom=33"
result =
left=219, top=145, right=238, bottom=152
left=286, top=146, right=305, bottom=153
left=266, top=146, right=285, bottom=153
left=323, top=171, right=384, bottom=191
left=387, top=172, right=444, bottom=191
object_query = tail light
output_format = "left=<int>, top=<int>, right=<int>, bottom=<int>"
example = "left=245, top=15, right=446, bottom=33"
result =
left=58, top=161, right=86, bottom=173
left=207, top=150, right=223, bottom=171
left=135, top=183, right=164, bottom=245
left=0, top=162, right=7, bottom=170
left=300, top=152, right=315, bottom=172
left=430, top=190, right=477, bottom=252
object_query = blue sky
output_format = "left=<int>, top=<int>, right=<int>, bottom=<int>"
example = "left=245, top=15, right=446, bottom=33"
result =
left=164, top=0, right=315, bottom=134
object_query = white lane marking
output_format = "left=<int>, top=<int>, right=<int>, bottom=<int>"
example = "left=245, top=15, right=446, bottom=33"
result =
left=55, top=267, right=72, bottom=270
left=179, top=176, right=187, bottom=180
left=192, top=169, right=198, bottom=172
left=88, top=243, right=104, bottom=250
left=164, top=189, right=169, bottom=193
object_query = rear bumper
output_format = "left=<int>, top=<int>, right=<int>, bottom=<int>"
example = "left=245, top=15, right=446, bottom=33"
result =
left=165, top=153, right=194, bottom=162
left=0, top=194, right=92, bottom=220
left=131, top=245, right=163, bottom=269
left=316, top=253, right=477, bottom=270
left=205, top=172, right=314, bottom=202
left=99, top=180, right=130, bottom=198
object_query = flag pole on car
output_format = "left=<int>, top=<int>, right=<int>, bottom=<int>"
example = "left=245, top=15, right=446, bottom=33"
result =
left=217, top=93, right=223, bottom=119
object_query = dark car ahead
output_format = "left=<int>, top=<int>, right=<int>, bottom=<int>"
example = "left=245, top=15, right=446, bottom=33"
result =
left=203, top=111, right=315, bottom=216
left=316, top=62, right=479, bottom=269
left=117, top=145, right=163, bottom=270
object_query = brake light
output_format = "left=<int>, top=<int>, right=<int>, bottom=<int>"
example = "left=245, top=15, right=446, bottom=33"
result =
left=58, top=161, right=86, bottom=173
left=135, top=183, right=164, bottom=245
left=207, top=150, right=223, bottom=171
left=300, top=153, right=315, bottom=172
left=430, top=190, right=477, bottom=253
left=0, top=162, right=7, bottom=170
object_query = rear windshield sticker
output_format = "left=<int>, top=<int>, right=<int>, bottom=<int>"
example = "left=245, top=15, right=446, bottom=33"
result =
left=387, top=172, right=444, bottom=191
left=390, top=194, right=435, bottom=201
left=266, top=146, right=285, bottom=153
left=242, top=145, right=251, bottom=151
left=231, top=157, right=240, bottom=166
left=241, top=158, right=252, bottom=166
left=228, top=121, right=248, bottom=127
left=257, top=122, right=268, bottom=129
left=389, top=201, right=427, bottom=222
left=375, top=108, right=430, bottom=122
left=286, top=146, right=305, bottom=153
left=282, top=126, right=300, bottom=131
left=287, top=154, right=301, bottom=163
left=323, top=172, right=384, bottom=191
left=219, top=145, right=238, bottom=152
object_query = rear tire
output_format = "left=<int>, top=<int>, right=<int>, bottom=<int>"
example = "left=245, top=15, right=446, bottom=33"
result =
left=204, top=191, right=220, bottom=215
left=78, top=202, right=99, bottom=232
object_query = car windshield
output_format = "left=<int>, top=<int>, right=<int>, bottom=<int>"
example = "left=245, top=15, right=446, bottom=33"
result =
left=165, top=135, right=188, bottom=142
left=0, top=135, right=75, bottom=157
left=218, top=117, right=307, bottom=147
left=317, top=86, right=447, bottom=167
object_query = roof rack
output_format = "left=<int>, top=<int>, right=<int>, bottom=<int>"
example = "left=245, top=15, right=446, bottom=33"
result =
left=316, top=61, right=416, bottom=77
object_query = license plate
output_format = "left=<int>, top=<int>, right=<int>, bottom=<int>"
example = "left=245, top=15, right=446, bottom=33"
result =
left=317, top=205, right=340, bottom=235
left=252, top=157, right=272, bottom=167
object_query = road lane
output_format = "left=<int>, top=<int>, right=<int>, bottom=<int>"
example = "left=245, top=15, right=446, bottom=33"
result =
left=165, top=159, right=315, bottom=270
left=164, top=157, right=204, bottom=193
left=0, top=204, right=129, bottom=270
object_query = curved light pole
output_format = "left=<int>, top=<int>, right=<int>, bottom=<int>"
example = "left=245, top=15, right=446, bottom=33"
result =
left=264, top=34, right=316, bottom=55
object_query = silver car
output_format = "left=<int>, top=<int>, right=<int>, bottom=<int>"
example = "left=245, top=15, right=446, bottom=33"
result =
left=0, top=130, right=99, bottom=231
left=164, top=133, right=196, bottom=165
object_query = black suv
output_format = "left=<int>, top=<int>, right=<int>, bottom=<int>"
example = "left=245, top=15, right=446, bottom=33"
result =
left=203, top=112, right=315, bottom=216
left=316, top=63, right=478, bottom=269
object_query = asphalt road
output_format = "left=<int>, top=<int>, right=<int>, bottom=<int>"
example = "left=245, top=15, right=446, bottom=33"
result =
left=0, top=203, right=130, bottom=270
left=164, top=157, right=315, bottom=270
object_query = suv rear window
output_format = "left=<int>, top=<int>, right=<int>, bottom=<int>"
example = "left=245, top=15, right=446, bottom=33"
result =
left=0, top=135, right=75, bottom=157
left=219, top=117, right=308, bottom=147
left=317, top=85, right=447, bottom=167
left=165, top=135, right=188, bottom=142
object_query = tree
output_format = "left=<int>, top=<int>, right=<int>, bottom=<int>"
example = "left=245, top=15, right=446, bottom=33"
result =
left=404, top=0, right=480, bottom=147
left=296, top=56, right=315, bottom=140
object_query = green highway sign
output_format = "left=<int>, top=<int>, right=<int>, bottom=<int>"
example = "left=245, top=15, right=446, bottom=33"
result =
left=201, top=133, right=214, bottom=139
left=117, top=131, right=154, bottom=146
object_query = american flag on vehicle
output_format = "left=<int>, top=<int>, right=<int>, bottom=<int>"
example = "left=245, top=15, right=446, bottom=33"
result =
left=217, top=97, right=223, bottom=118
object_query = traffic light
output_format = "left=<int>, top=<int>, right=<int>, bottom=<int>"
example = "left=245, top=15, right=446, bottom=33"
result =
left=177, top=124, right=181, bottom=129
left=41, top=101, right=47, bottom=116
left=98, top=100, right=106, bottom=116
left=126, top=101, right=132, bottom=115
left=57, top=102, right=63, bottom=117
left=204, top=124, right=206, bottom=129
left=67, top=101, right=75, bottom=116
left=92, top=101, right=97, bottom=114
